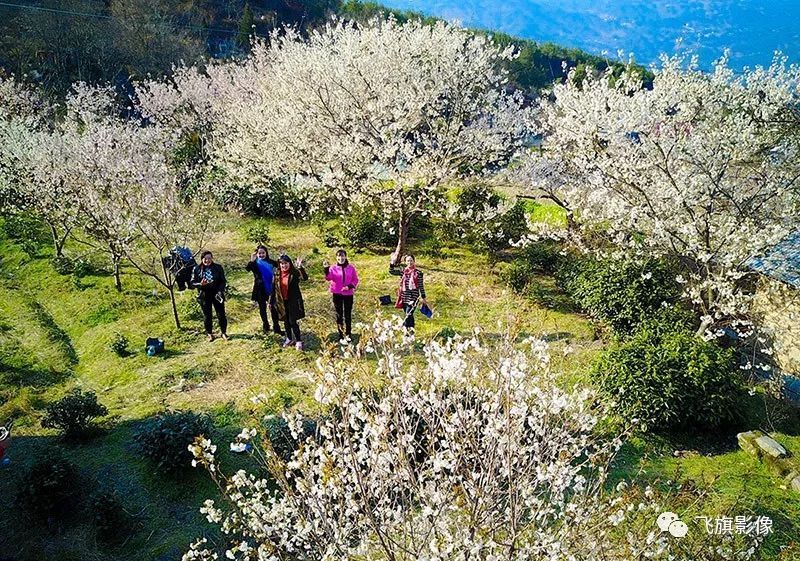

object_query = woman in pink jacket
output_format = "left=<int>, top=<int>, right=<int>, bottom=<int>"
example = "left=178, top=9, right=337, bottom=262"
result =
left=323, top=249, right=359, bottom=341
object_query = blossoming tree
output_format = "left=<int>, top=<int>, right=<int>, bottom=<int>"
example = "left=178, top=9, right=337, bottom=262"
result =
left=144, top=17, right=535, bottom=260
left=59, top=84, right=157, bottom=290
left=0, top=75, right=80, bottom=258
left=186, top=320, right=760, bottom=561
left=522, top=55, right=800, bottom=336
left=124, top=182, right=211, bottom=330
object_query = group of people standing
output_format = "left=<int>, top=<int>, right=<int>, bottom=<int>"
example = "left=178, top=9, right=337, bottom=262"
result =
left=189, top=247, right=427, bottom=350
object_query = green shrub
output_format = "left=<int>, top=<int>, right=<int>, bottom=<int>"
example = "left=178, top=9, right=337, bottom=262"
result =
left=73, top=257, right=95, bottom=278
left=51, top=256, right=74, bottom=275
left=109, top=332, right=129, bottom=356
left=241, top=186, right=288, bottom=217
left=439, top=185, right=529, bottom=253
left=456, top=183, right=501, bottom=213
left=501, top=259, right=536, bottom=293
left=90, top=489, right=132, bottom=542
left=50, top=255, right=100, bottom=278
left=520, top=241, right=563, bottom=273
left=593, top=311, right=743, bottom=432
left=437, top=326, right=457, bottom=341
left=1, top=213, right=49, bottom=257
left=16, top=451, right=81, bottom=522
left=322, top=205, right=394, bottom=248
left=133, top=411, right=212, bottom=474
left=42, top=389, right=108, bottom=439
left=501, top=241, right=564, bottom=294
left=237, top=181, right=308, bottom=218
left=558, top=257, right=681, bottom=336
left=243, top=219, right=270, bottom=246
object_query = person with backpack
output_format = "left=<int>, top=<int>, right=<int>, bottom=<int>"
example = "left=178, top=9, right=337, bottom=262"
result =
left=274, top=254, right=308, bottom=351
left=389, top=252, right=427, bottom=332
left=245, top=245, right=283, bottom=335
left=323, top=249, right=359, bottom=342
left=191, top=251, right=228, bottom=341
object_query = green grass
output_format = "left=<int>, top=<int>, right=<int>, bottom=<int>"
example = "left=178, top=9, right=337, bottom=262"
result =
left=0, top=214, right=594, bottom=560
left=610, top=395, right=800, bottom=557
left=1, top=213, right=798, bottom=560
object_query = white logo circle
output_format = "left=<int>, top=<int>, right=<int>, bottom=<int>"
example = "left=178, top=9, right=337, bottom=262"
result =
left=669, top=520, right=689, bottom=538
left=657, top=511, right=679, bottom=532
left=0, top=427, right=8, bottom=441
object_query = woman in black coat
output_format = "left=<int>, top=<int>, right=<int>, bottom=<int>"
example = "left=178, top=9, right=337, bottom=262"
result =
left=273, top=254, right=308, bottom=351
left=190, top=250, right=228, bottom=341
left=244, top=245, right=283, bottom=335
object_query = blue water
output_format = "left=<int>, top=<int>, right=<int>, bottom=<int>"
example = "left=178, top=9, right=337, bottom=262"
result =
left=380, top=0, right=800, bottom=70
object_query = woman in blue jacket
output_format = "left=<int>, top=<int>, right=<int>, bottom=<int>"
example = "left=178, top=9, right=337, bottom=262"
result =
left=245, top=245, right=283, bottom=335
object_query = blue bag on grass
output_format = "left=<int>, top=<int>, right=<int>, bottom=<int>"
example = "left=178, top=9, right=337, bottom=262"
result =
left=145, top=337, right=165, bottom=356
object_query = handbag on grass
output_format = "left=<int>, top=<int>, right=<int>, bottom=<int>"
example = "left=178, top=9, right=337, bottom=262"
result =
left=420, top=303, right=433, bottom=319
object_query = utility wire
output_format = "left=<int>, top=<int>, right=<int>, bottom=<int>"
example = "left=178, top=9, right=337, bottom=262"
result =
left=0, top=1, right=262, bottom=37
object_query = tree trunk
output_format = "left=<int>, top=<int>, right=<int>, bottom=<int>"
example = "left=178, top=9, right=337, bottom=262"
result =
left=565, top=210, right=576, bottom=232
left=392, top=213, right=411, bottom=265
left=161, top=258, right=181, bottom=329
left=695, top=316, right=712, bottom=339
left=112, top=252, right=122, bottom=292
left=695, top=266, right=714, bottom=338
left=168, top=285, right=181, bottom=330
left=49, top=223, right=64, bottom=258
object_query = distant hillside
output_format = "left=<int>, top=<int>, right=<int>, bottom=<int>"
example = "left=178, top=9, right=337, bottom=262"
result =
left=339, top=1, right=646, bottom=91
left=0, top=0, right=641, bottom=96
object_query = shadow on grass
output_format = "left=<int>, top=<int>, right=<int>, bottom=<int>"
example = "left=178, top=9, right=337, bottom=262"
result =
left=151, top=348, right=184, bottom=360
left=0, top=412, right=261, bottom=561
left=609, top=391, right=800, bottom=486
left=223, top=333, right=259, bottom=342
left=25, top=298, right=78, bottom=366
left=526, top=275, right=577, bottom=315
left=0, top=365, right=72, bottom=389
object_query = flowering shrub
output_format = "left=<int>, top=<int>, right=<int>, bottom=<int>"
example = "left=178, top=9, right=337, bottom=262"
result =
left=184, top=318, right=762, bottom=561
left=135, top=17, right=535, bottom=258
left=42, top=388, right=108, bottom=439
left=133, top=411, right=211, bottom=475
left=593, top=311, right=744, bottom=431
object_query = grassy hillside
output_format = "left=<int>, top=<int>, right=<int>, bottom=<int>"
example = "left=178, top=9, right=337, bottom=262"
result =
left=0, top=214, right=597, bottom=560
left=0, top=213, right=798, bottom=559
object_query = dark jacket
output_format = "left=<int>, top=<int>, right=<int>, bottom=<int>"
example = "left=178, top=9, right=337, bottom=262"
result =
left=245, top=258, right=278, bottom=302
left=273, top=266, right=308, bottom=321
left=190, top=262, right=227, bottom=301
